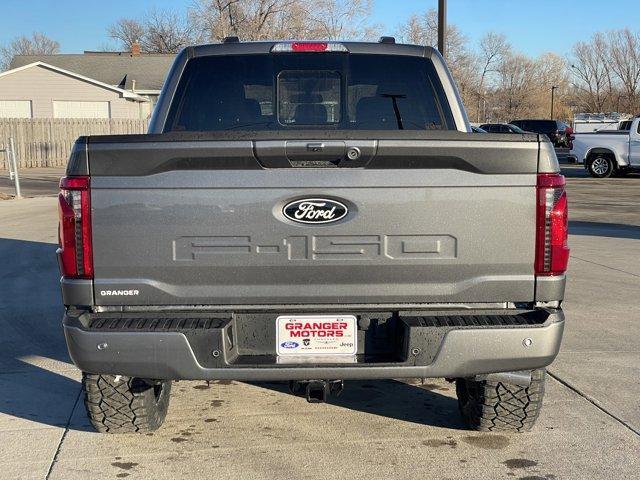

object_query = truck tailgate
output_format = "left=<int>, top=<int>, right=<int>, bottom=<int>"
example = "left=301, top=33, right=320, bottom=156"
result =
left=87, top=135, right=540, bottom=306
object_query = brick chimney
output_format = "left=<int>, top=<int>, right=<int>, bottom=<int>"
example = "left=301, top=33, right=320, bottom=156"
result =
left=131, top=43, right=141, bottom=56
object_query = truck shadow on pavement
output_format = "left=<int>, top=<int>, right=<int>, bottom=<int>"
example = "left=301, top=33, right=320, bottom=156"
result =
left=0, top=237, right=93, bottom=432
left=252, top=379, right=467, bottom=430
left=569, top=220, right=640, bottom=240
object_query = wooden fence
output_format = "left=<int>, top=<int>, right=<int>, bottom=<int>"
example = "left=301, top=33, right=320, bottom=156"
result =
left=0, top=118, right=148, bottom=169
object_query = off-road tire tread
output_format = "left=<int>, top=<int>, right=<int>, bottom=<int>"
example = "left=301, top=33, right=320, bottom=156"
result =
left=82, top=373, right=171, bottom=434
left=456, top=368, right=545, bottom=433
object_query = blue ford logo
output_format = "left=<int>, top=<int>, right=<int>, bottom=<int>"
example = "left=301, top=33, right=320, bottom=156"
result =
left=280, top=341, right=299, bottom=349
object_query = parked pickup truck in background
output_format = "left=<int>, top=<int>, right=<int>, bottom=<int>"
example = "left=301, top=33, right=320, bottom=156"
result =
left=570, top=116, right=640, bottom=177
left=58, top=38, right=569, bottom=434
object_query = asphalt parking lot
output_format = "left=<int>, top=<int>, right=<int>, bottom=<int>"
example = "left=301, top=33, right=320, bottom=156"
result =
left=0, top=168, right=65, bottom=198
left=0, top=163, right=638, bottom=480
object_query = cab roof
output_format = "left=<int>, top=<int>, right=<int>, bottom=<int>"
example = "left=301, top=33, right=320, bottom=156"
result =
left=187, top=40, right=436, bottom=59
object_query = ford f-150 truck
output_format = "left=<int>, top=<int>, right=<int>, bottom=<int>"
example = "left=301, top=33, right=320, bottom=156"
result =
left=58, top=38, right=569, bottom=434
left=570, top=116, right=640, bottom=177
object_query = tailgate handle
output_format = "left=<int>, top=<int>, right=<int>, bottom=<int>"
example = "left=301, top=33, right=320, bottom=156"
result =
left=252, top=140, right=376, bottom=167
left=306, top=142, right=324, bottom=152
left=285, top=140, right=345, bottom=161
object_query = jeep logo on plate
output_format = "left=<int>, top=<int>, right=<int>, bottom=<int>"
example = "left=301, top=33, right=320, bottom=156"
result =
left=283, top=198, right=348, bottom=224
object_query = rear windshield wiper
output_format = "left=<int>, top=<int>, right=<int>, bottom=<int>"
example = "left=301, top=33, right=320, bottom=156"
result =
left=380, top=93, right=407, bottom=130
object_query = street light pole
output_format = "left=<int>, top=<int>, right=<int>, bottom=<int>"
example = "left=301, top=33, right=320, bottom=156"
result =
left=438, top=0, right=447, bottom=58
left=550, top=85, right=558, bottom=119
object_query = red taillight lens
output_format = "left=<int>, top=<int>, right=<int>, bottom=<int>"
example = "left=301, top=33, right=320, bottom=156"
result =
left=270, top=42, right=348, bottom=53
left=535, top=174, right=569, bottom=276
left=58, top=176, right=93, bottom=278
left=292, top=42, right=328, bottom=52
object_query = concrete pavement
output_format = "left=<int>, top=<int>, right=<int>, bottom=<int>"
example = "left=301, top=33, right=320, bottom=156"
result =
left=0, top=171, right=638, bottom=479
left=0, top=168, right=65, bottom=198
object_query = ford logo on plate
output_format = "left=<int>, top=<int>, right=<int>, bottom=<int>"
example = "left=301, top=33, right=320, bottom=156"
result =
left=283, top=198, right=348, bottom=224
left=280, top=341, right=299, bottom=349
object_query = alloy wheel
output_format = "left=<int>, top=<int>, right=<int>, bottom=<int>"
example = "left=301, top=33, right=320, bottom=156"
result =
left=591, top=157, right=610, bottom=176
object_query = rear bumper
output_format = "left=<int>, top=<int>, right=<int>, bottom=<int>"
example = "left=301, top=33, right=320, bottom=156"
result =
left=63, top=309, right=564, bottom=381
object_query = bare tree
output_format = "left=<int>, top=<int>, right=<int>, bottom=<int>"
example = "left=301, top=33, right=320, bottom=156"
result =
left=247, top=0, right=301, bottom=40
left=491, top=53, right=538, bottom=120
left=266, top=1, right=317, bottom=40
left=108, top=9, right=195, bottom=53
left=607, top=28, right=640, bottom=113
left=478, top=34, right=510, bottom=77
left=487, top=52, right=570, bottom=121
left=142, top=9, right=195, bottom=53
left=474, top=33, right=511, bottom=121
left=1, top=32, right=59, bottom=70
left=396, top=11, right=472, bottom=76
left=246, top=0, right=324, bottom=40
left=568, top=29, right=640, bottom=114
left=305, top=0, right=379, bottom=40
left=396, top=10, right=476, bottom=115
left=191, top=0, right=378, bottom=42
left=569, top=34, right=612, bottom=112
left=192, top=0, right=305, bottom=42
left=536, top=53, right=570, bottom=118
left=108, top=19, right=145, bottom=50
left=188, top=0, right=238, bottom=41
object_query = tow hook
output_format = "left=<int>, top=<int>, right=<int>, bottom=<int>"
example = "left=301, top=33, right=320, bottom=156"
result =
left=289, top=380, right=345, bottom=403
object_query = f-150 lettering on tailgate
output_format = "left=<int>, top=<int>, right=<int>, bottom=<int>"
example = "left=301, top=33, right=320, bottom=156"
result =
left=173, top=235, right=457, bottom=262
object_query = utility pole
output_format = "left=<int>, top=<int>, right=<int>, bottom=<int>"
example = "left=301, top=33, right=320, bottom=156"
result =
left=550, top=86, right=558, bottom=119
left=438, top=0, right=447, bottom=58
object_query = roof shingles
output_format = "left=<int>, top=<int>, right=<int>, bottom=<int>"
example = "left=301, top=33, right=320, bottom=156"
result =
left=10, top=52, right=175, bottom=91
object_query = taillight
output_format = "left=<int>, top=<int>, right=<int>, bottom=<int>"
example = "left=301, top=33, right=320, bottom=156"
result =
left=270, top=42, right=349, bottom=53
left=58, top=176, right=93, bottom=278
left=535, top=173, right=569, bottom=276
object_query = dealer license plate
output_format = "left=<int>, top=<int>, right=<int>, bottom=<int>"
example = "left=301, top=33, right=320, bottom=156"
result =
left=276, top=315, right=357, bottom=356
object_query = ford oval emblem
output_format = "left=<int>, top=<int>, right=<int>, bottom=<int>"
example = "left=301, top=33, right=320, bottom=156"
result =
left=283, top=198, right=348, bottom=224
left=280, top=341, right=299, bottom=349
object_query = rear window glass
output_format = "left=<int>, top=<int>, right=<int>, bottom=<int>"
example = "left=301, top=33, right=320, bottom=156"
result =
left=164, top=53, right=454, bottom=131
left=278, top=70, right=341, bottom=125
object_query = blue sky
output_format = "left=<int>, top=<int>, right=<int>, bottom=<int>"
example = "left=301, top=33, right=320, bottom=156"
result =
left=0, top=0, right=638, bottom=57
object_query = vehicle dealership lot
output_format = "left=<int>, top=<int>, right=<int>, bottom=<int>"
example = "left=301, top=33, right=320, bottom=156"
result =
left=0, top=165, right=638, bottom=480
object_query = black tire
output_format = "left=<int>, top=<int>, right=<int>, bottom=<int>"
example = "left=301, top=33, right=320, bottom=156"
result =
left=586, top=155, right=615, bottom=178
left=456, top=368, right=545, bottom=432
left=82, top=373, right=172, bottom=434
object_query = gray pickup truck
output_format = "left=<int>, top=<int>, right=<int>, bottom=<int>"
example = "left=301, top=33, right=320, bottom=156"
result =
left=58, top=38, right=569, bottom=434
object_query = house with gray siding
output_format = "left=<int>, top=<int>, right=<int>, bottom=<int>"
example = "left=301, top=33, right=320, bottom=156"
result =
left=0, top=47, right=175, bottom=119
